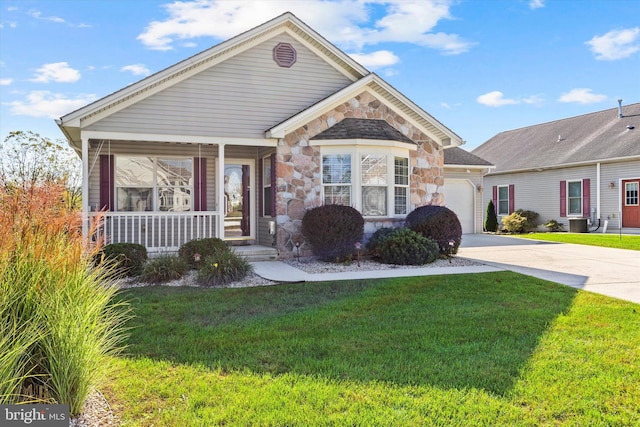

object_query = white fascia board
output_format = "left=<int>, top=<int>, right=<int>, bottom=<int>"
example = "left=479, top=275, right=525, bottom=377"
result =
left=444, top=164, right=496, bottom=170
left=267, top=74, right=462, bottom=147
left=81, top=130, right=277, bottom=147
left=486, top=155, right=640, bottom=176
left=310, top=138, right=418, bottom=150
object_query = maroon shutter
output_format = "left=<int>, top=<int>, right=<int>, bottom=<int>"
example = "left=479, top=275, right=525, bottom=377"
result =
left=582, top=179, right=590, bottom=217
left=99, top=155, right=114, bottom=211
left=270, top=153, right=276, bottom=217
left=241, top=165, right=250, bottom=235
left=193, top=158, right=207, bottom=211
left=508, top=184, right=515, bottom=214
left=492, top=186, right=497, bottom=211
left=560, top=180, right=566, bottom=217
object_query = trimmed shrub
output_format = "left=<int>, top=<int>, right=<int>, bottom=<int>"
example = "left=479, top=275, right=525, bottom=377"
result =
left=301, top=204, right=364, bottom=262
left=376, top=228, right=439, bottom=265
left=141, top=255, right=191, bottom=284
left=196, top=249, right=253, bottom=287
left=485, top=200, right=498, bottom=232
left=405, top=205, right=462, bottom=256
left=502, top=209, right=539, bottom=233
left=179, top=237, right=228, bottom=268
left=366, top=227, right=399, bottom=259
left=97, top=242, right=147, bottom=277
left=545, top=219, right=564, bottom=232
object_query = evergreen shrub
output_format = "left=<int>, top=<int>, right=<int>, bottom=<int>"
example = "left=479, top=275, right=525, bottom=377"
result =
left=366, top=227, right=399, bottom=259
left=301, top=204, right=364, bottom=262
left=485, top=200, right=498, bottom=232
left=376, top=228, right=439, bottom=265
left=97, top=243, right=147, bottom=277
left=405, top=205, right=462, bottom=256
left=502, top=209, right=539, bottom=233
left=179, top=237, right=228, bottom=268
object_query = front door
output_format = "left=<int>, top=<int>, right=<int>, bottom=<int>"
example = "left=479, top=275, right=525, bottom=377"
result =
left=224, top=160, right=254, bottom=240
left=622, top=179, right=640, bottom=228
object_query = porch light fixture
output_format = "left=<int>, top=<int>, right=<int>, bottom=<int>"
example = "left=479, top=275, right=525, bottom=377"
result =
left=609, top=182, right=615, bottom=189
left=476, top=184, right=483, bottom=192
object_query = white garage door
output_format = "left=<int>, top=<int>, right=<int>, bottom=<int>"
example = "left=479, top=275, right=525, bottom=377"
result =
left=444, top=179, right=475, bottom=234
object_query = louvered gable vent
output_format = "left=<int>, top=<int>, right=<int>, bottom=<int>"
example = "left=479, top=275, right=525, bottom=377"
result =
left=273, top=42, right=296, bottom=68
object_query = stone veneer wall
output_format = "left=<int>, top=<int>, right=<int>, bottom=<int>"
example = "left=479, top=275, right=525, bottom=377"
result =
left=275, top=91, right=445, bottom=257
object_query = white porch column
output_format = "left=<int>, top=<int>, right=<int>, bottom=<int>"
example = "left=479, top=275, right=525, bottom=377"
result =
left=218, top=143, right=225, bottom=239
left=81, top=136, right=90, bottom=238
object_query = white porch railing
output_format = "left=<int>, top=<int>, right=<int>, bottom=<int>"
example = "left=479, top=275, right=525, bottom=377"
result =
left=90, top=211, right=220, bottom=252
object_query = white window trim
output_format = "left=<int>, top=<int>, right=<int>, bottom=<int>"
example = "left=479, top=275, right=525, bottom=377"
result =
left=625, top=181, right=639, bottom=206
left=262, top=156, right=272, bottom=217
left=321, top=145, right=410, bottom=218
left=567, top=179, right=583, bottom=217
left=115, top=155, right=193, bottom=212
left=497, top=185, right=509, bottom=216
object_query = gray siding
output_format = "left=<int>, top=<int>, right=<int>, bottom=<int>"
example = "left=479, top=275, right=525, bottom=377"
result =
left=482, top=159, right=640, bottom=231
left=87, top=33, right=353, bottom=138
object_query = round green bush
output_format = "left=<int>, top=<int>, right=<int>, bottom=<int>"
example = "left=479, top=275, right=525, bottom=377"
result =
left=196, top=250, right=253, bottom=287
left=96, top=243, right=148, bottom=277
left=366, top=227, right=399, bottom=259
left=405, top=205, right=462, bottom=256
left=301, top=204, right=364, bottom=262
left=140, top=255, right=190, bottom=284
left=376, top=228, right=439, bottom=265
left=179, top=237, right=228, bottom=268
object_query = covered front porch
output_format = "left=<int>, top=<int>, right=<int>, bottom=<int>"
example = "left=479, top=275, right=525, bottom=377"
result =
left=79, top=132, right=276, bottom=253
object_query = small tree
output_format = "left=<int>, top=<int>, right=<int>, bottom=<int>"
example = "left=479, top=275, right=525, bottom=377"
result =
left=484, top=200, right=498, bottom=232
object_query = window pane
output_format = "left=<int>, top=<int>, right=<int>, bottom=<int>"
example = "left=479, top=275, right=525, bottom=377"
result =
left=361, top=155, right=387, bottom=185
left=324, top=186, right=351, bottom=206
left=263, top=157, right=271, bottom=183
left=323, top=155, right=351, bottom=184
left=362, top=186, right=387, bottom=216
left=498, top=200, right=509, bottom=215
left=157, top=159, right=192, bottom=186
left=626, top=182, right=638, bottom=205
left=158, top=187, right=191, bottom=211
left=498, top=186, right=509, bottom=200
left=116, top=157, right=154, bottom=186
left=569, top=198, right=581, bottom=215
left=117, top=187, right=152, bottom=211
left=394, top=157, right=408, bottom=185
left=568, top=181, right=581, bottom=198
left=394, top=187, right=407, bottom=215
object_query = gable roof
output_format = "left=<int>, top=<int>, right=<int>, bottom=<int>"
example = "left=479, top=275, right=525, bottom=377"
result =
left=57, top=12, right=368, bottom=142
left=311, top=118, right=414, bottom=144
left=444, top=147, right=493, bottom=168
left=473, top=103, right=640, bottom=173
left=267, top=73, right=463, bottom=147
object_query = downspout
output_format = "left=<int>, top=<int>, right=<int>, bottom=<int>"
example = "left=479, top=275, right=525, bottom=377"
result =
left=596, top=162, right=601, bottom=221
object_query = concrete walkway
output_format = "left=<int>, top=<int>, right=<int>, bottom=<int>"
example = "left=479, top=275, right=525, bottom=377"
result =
left=252, top=234, right=640, bottom=305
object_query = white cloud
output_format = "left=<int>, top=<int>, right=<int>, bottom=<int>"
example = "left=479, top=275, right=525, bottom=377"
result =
left=476, top=91, right=519, bottom=107
left=28, top=9, right=65, bottom=24
left=30, top=62, right=81, bottom=83
left=137, top=0, right=473, bottom=56
left=529, top=0, right=545, bottom=10
left=558, top=88, right=607, bottom=104
left=0, top=78, right=13, bottom=85
left=522, top=95, right=544, bottom=105
left=121, top=64, right=151, bottom=76
left=348, top=50, right=399, bottom=68
left=586, top=27, right=640, bottom=60
left=8, top=91, right=97, bottom=118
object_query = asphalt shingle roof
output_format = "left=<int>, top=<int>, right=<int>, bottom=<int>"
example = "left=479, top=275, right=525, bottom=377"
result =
left=310, top=118, right=415, bottom=144
left=444, top=147, right=493, bottom=166
left=472, top=103, right=640, bottom=173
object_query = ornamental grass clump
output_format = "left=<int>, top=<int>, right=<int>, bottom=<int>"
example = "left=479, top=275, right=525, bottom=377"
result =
left=140, top=255, right=190, bottom=284
left=196, top=249, right=253, bottom=287
left=0, top=182, right=130, bottom=415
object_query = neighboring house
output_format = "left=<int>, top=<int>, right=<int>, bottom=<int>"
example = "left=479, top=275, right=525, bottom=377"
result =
left=473, top=102, right=640, bottom=232
left=57, top=12, right=466, bottom=258
left=443, top=147, right=494, bottom=234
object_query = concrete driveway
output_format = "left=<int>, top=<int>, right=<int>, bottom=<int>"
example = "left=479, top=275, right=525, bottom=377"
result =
left=458, top=234, right=640, bottom=304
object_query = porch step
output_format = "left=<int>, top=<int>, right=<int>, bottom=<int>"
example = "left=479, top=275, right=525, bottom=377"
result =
left=232, top=245, right=279, bottom=262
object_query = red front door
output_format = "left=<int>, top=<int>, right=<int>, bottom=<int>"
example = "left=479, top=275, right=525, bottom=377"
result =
left=621, top=179, right=640, bottom=228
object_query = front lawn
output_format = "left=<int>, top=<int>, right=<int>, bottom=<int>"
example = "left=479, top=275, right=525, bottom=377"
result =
left=106, top=272, right=640, bottom=426
left=515, top=232, right=640, bottom=251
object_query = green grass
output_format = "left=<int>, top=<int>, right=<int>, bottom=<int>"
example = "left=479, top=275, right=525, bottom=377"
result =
left=105, top=272, right=640, bottom=426
left=515, top=232, right=640, bottom=250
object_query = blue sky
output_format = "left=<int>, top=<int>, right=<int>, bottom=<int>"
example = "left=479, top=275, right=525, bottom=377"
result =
left=1, top=0, right=638, bottom=150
